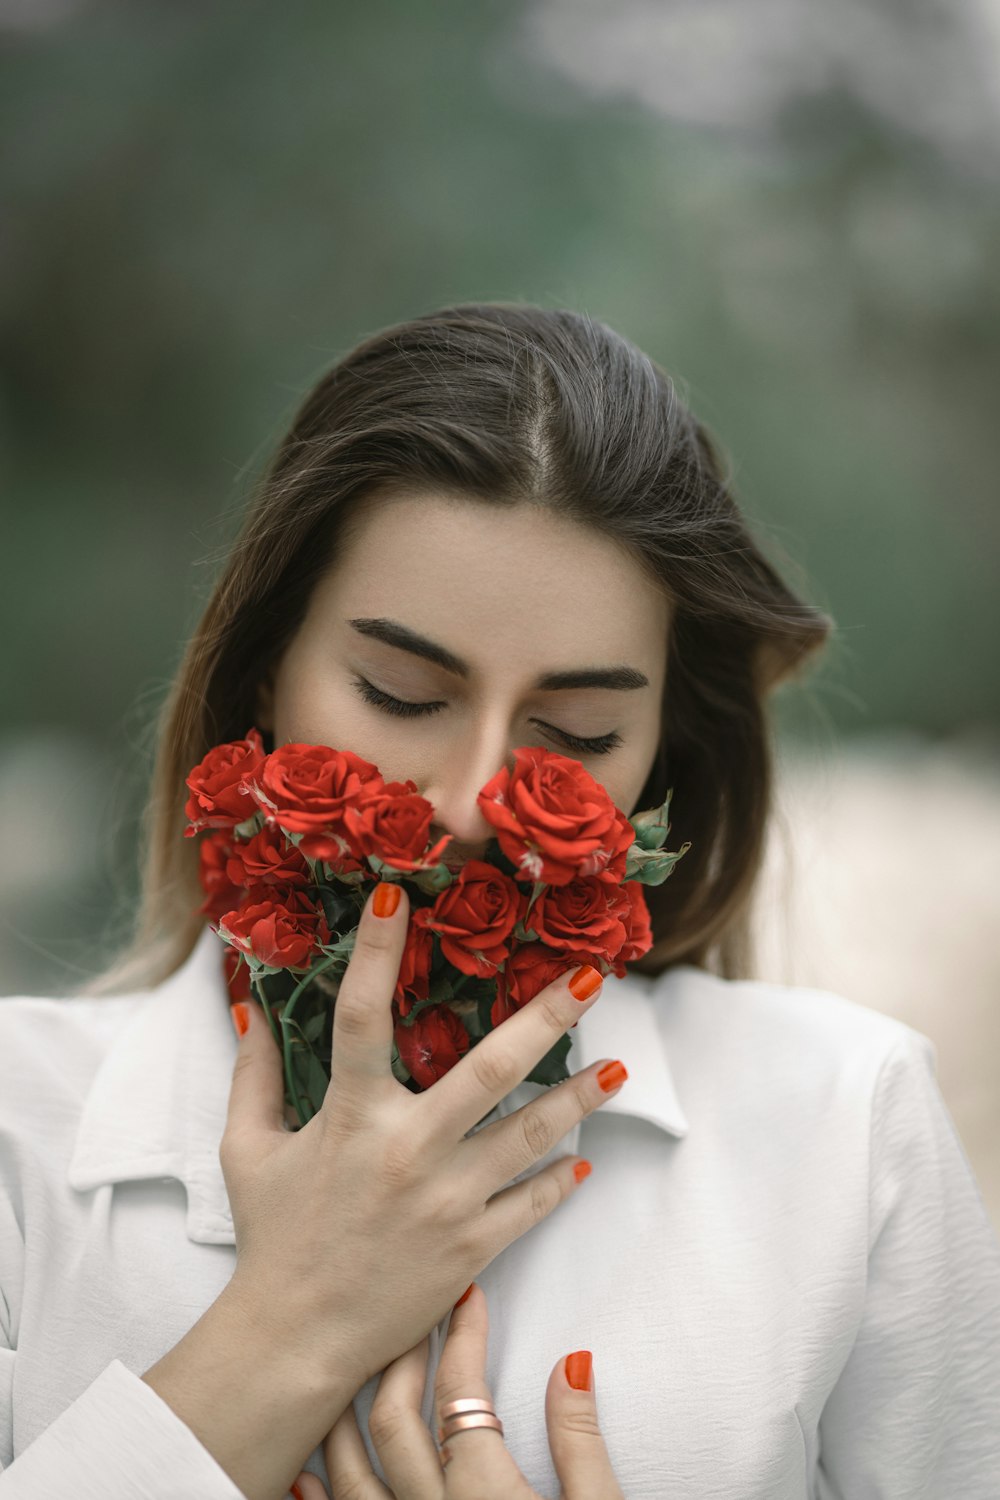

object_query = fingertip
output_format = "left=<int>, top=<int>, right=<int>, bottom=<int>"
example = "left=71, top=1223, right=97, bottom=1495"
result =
left=371, top=879, right=405, bottom=919
left=453, top=1281, right=476, bottom=1311
left=564, top=1349, right=593, bottom=1393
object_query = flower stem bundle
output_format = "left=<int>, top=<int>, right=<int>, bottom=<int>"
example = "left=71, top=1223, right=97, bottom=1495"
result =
left=184, top=730, right=691, bottom=1127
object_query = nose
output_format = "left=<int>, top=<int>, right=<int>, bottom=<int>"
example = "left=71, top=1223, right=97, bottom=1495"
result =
left=420, top=728, right=520, bottom=866
left=425, top=796, right=496, bottom=867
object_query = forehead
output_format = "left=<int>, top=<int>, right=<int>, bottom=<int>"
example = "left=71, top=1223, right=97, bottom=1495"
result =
left=305, top=491, right=671, bottom=684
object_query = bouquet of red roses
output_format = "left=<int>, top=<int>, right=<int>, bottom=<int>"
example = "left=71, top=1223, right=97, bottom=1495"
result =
left=184, top=729, right=691, bottom=1128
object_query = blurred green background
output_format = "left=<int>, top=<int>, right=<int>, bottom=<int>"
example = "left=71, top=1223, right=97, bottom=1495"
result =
left=2, top=0, right=999, bottom=1219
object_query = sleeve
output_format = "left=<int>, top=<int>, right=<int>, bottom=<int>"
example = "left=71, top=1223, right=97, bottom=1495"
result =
left=0, top=1156, right=247, bottom=1497
left=815, top=1029, right=1000, bottom=1499
left=0, top=1358, right=249, bottom=1499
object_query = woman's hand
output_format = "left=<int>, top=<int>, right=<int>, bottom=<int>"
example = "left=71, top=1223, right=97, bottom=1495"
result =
left=220, top=879, right=627, bottom=1410
left=289, top=1282, right=626, bottom=1500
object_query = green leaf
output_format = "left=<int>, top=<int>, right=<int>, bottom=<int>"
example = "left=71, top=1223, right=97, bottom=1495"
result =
left=463, top=1009, right=486, bottom=1042
left=624, top=841, right=692, bottom=885
left=627, top=788, right=674, bottom=851
left=302, top=1011, right=328, bottom=1043
left=522, top=880, right=546, bottom=916
left=397, top=993, right=439, bottom=1023
left=428, top=973, right=456, bottom=1005
left=316, top=884, right=360, bottom=933
left=232, top=812, right=265, bottom=840
left=407, top=862, right=455, bottom=895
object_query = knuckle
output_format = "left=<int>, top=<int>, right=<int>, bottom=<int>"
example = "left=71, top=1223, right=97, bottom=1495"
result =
left=380, top=1140, right=416, bottom=1188
left=470, top=1038, right=518, bottom=1098
left=572, top=1073, right=598, bottom=1118
left=366, top=1396, right=409, bottom=1449
left=518, top=1104, right=555, bottom=1162
left=330, top=985, right=371, bottom=1040
left=229, top=1050, right=257, bottom=1090
left=327, top=1472, right=367, bottom=1500
left=559, top=1407, right=605, bottom=1440
left=536, top=986, right=570, bottom=1036
left=377, top=1136, right=418, bottom=1191
left=433, top=1178, right=470, bottom=1228
left=435, top=1354, right=479, bottom=1408
left=528, top=1170, right=559, bottom=1225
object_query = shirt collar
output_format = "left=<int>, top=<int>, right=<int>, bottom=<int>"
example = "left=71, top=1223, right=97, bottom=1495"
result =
left=68, top=925, right=688, bottom=1245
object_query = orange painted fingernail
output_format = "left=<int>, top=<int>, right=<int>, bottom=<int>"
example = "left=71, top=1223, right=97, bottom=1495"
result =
left=597, top=1059, right=628, bottom=1093
left=291, top=1482, right=305, bottom=1500
left=565, top=1350, right=593, bottom=1391
left=573, top=1160, right=592, bottom=1184
left=569, top=964, right=603, bottom=1001
left=230, top=1002, right=249, bottom=1038
left=454, top=1282, right=475, bottom=1308
left=373, top=881, right=401, bottom=918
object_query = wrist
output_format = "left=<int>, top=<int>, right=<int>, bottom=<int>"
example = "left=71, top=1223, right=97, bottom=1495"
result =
left=219, top=1272, right=363, bottom=1415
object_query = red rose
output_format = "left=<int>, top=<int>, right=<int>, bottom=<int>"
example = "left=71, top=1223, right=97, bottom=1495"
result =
left=246, top=743, right=384, bottom=844
left=411, top=860, right=521, bottom=978
left=491, top=941, right=595, bottom=1028
left=343, top=780, right=453, bottom=873
left=528, top=874, right=631, bottom=967
left=218, top=886, right=331, bottom=971
left=197, top=830, right=247, bottom=924
left=184, top=727, right=267, bottom=836
left=299, top=832, right=368, bottom=876
left=394, top=1004, right=470, bottom=1088
left=592, top=806, right=638, bottom=883
left=394, top=917, right=435, bottom=1017
left=477, top=746, right=623, bottom=886
left=609, top=881, right=654, bottom=976
left=225, top=824, right=312, bottom=889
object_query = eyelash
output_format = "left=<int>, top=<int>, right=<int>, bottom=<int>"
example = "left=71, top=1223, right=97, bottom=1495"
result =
left=350, top=676, right=624, bottom=756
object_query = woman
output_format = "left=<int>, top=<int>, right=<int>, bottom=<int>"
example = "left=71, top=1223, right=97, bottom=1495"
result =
left=1, top=303, right=998, bottom=1500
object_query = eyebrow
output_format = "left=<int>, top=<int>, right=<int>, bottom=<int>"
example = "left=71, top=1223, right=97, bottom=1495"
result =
left=347, top=617, right=649, bottom=692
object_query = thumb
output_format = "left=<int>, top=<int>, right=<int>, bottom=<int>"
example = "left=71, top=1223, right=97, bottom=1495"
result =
left=225, top=997, right=288, bottom=1138
left=544, top=1350, right=625, bottom=1500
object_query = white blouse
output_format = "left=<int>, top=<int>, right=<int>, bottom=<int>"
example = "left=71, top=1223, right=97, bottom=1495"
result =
left=1, top=925, right=999, bottom=1498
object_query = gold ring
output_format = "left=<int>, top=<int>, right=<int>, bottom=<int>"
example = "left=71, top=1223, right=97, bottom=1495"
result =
left=439, top=1397, right=498, bottom=1420
left=439, top=1412, right=505, bottom=1439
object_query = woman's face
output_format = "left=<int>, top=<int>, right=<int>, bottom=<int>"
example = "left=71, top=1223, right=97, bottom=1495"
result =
left=255, top=492, right=671, bottom=867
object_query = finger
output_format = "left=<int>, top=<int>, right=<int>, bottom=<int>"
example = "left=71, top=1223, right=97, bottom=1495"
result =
left=435, top=1284, right=524, bottom=1497
left=544, top=1350, right=625, bottom=1500
left=223, top=988, right=287, bottom=1147
left=425, top=962, right=606, bottom=1139
left=464, top=1056, right=627, bottom=1186
left=323, top=1398, right=393, bottom=1499
left=480, top=1153, right=593, bottom=1262
left=367, top=1335, right=443, bottom=1498
left=328, top=880, right=410, bottom=1105
left=288, top=1472, right=328, bottom=1500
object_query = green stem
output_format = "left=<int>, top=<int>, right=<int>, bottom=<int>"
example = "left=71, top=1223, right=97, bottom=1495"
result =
left=250, top=970, right=283, bottom=1052
left=279, top=952, right=342, bottom=1127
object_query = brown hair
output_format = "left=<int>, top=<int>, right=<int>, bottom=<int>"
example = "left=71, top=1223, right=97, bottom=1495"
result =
left=78, top=302, right=833, bottom=998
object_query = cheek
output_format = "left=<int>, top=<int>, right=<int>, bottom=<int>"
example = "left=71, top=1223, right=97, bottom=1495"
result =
left=270, top=661, right=418, bottom=778
left=270, top=656, right=363, bottom=749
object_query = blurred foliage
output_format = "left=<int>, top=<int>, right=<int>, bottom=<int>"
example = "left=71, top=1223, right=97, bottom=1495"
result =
left=1, top=0, right=999, bottom=991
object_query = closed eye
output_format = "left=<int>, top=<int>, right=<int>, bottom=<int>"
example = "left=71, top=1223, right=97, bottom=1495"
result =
left=350, top=676, right=623, bottom=756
